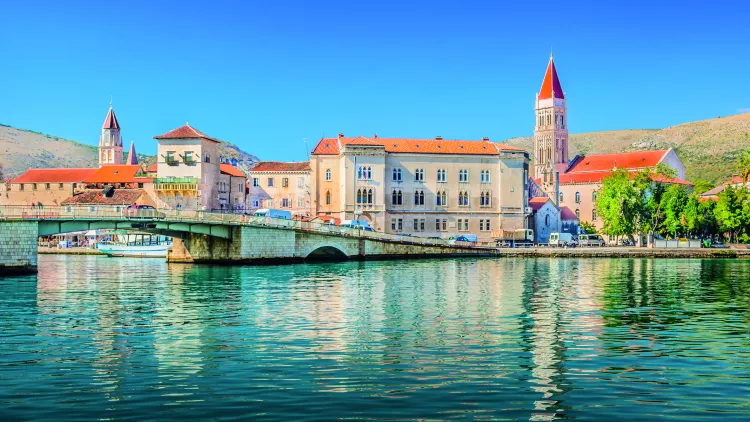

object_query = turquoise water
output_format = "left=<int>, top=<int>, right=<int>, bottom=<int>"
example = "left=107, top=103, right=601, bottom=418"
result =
left=2, top=256, right=750, bottom=421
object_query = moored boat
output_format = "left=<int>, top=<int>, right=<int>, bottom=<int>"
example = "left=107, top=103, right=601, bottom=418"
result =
left=97, top=232, right=172, bottom=258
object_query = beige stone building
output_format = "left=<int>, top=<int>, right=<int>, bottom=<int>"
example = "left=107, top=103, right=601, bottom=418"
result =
left=218, top=163, right=247, bottom=212
left=247, top=162, right=311, bottom=217
left=152, top=124, right=221, bottom=211
left=309, top=135, right=530, bottom=241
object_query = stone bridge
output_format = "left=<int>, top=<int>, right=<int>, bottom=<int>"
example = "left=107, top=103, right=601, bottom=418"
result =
left=0, top=207, right=495, bottom=274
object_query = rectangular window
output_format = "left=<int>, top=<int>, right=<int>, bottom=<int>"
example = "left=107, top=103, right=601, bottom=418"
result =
left=32, top=183, right=37, bottom=191
left=459, top=169, right=469, bottom=183
left=392, top=168, right=402, bottom=182
left=45, top=183, right=50, bottom=190
left=297, top=198, right=304, bottom=208
left=480, top=220, right=484, bottom=231
left=398, top=218, right=403, bottom=231
left=59, top=183, right=64, bottom=190
left=268, top=178, right=274, bottom=187
left=413, top=219, right=419, bottom=231
left=138, top=183, right=144, bottom=189
left=420, top=219, right=425, bottom=231
left=19, top=184, right=24, bottom=191
left=166, top=151, right=176, bottom=164
left=485, top=219, right=491, bottom=231
left=282, top=178, right=289, bottom=187
left=252, top=198, right=259, bottom=208
left=297, top=177, right=304, bottom=188
left=239, top=183, right=243, bottom=193
left=253, top=178, right=260, bottom=187
left=184, top=151, right=193, bottom=163
left=204, top=153, right=210, bottom=163
left=442, top=219, right=447, bottom=231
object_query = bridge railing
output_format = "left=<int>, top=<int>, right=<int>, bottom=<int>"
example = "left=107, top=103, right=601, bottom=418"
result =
left=0, top=206, right=484, bottom=249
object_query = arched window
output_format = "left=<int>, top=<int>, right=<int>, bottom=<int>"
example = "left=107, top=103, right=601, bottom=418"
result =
left=325, top=190, right=331, bottom=205
left=545, top=214, right=550, bottom=226
left=559, top=191, right=563, bottom=203
left=358, top=166, right=363, bottom=180
left=393, top=168, right=402, bottom=181
left=441, top=191, right=447, bottom=206
left=592, top=209, right=598, bottom=221
left=325, top=169, right=331, bottom=181
left=367, top=189, right=373, bottom=204
left=592, top=191, right=598, bottom=201
left=392, top=190, right=402, bottom=205
left=356, top=189, right=362, bottom=204
left=366, top=167, right=372, bottom=180
left=575, top=209, right=580, bottom=219
left=575, top=192, right=581, bottom=203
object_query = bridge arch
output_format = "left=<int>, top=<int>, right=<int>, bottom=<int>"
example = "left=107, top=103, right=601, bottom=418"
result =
left=305, top=244, right=349, bottom=261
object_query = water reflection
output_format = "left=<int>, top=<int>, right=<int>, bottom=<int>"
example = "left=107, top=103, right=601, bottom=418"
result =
left=1, top=256, right=749, bottom=420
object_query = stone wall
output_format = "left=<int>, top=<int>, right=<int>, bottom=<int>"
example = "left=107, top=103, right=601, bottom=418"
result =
left=0, top=221, right=39, bottom=274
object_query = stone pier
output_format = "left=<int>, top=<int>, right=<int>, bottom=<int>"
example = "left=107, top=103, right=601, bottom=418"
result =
left=0, top=221, right=39, bottom=274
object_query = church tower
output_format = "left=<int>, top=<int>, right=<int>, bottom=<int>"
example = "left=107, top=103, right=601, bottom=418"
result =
left=534, top=55, right=568, bottom=178
left=99, top=105, right=123, bottom=166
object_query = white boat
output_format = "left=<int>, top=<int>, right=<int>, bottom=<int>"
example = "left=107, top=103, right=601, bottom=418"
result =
left=97, top=233, right=172, bottom=258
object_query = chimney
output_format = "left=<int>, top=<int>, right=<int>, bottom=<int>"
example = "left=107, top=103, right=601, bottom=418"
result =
left=337, top=133, right=344, bottom=139
left=372, top=133, right=378, bottom=138
left=435, top=136, right=443, bottom=140
left=482, top=137, right=490, bottom=142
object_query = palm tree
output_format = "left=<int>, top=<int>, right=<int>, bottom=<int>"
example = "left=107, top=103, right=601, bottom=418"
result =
left=739, top=149, right=750, bottom=183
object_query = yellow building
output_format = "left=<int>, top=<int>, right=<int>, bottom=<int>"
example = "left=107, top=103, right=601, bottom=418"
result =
left=247, top=161, right=311, bottom=217
left=309, top=134, right=530, bottom=241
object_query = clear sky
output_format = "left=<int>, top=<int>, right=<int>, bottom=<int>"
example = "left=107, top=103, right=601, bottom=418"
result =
left=1, top=0, right=749, bottom=162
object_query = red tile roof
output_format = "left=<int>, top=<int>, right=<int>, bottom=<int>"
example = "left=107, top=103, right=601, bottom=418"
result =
left=559, top=171, right=692, bottom=186
left=83, top=165, right=145, bottom=184
left=311, top=136, right=523, bottom=156
left=529, top=196, right=553, bottom=211
left=61, top=189, right=144, bottom=205
left=102, top=107, right=120, bottom=130
left=560, top=207, right=578, bottom=220
left=154, top=124, right=221, bottom=143
left=566, top=150, right=668, bottom=174
left=252, top=161, right=311, bottom=172
left=220, top=163, right=246, bottom=178
left=538, top=57, right=564, bottom=100
left=145, top=163, right=158, bottom=173
left=13, top=168, right=98, bottom=183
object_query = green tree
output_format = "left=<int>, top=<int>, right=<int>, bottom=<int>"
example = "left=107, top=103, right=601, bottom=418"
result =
left=580, top=221, right=598, bottom=234
left=714, top=186, right=743, bottom=242
left=660, top=185, right=689, bottom=238
left=692, top=179, right=715, bottom=194
left=738, top=150, right=750, bottom=183
left=597, top=169, right=640, bottom=238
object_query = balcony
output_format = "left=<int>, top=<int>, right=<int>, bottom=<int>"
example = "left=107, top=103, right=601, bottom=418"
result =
left=154, top=177, right=199, bottom=191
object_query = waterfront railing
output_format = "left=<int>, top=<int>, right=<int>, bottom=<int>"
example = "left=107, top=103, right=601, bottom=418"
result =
left=0, top=206, right=482, bottom=249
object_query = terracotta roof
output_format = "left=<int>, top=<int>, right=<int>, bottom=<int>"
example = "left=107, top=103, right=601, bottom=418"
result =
left=314, top=215, right=341, bottom=225
left=154, top=124, right=221, bottom=143
left=61, top=189, right=144, bottom=205
left=559, top=171, right=693, bottom=186
left=252, top=161, right=311, bottom=172
left=538, top=57, right=564, bottom=100
left=560, top=207, right=578, bottom=220
left=529, top=196, right=553, bottom=211
left=220, top=163, right=246, bottom=178
left=13, top=168, right=98, bottom=183
left=566, top=150, right=669, bottom=174
left=83, top=165, right=144, bottom=184
left=125, top=141, right=138, bottom=165
left=102, top=107, right=120, bottom=130
left=145, top=163, right=158, bottom=173
left=311, top=136, right=524, bottom=156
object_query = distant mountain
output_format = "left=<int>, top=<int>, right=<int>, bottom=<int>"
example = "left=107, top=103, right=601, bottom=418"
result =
left=503, top=113, right=750, bottom=183
left=0, top=123, right=259, bottom=178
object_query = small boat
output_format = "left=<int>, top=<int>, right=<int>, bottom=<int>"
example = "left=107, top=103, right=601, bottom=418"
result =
left=97, top=233, right=172, bottom=258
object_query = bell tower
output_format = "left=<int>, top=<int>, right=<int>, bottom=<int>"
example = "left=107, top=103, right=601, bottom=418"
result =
left=533, top=55, right=568, bottom=180
left=98, top=104, right=123, bottom=166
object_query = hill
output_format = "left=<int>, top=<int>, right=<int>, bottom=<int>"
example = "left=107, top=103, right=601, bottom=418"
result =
left=504, top=113, right=750, bottom=183
left=0, top=124, right=259, bottom=179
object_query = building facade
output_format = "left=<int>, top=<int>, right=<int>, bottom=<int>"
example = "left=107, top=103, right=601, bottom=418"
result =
left=247, top=161, right=311, bottom=217
left=218, top=163, right=247, bottom=212
left=152, top=124, right=221, bottom=211
left=309, top=135, right=530, bottom=242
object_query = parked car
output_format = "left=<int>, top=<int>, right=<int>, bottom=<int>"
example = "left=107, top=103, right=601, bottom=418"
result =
left=340, top=220, right=374, bottom=231
left=579, top=234, right=606, bottom=247
left=123, top=205, right=165, bottom=220
left=253, top=208, right=292, bottom=220
left=711, top=241, right=730, bottom=249
left=549, top=232, right=576, bottom=247
left=449, top=235, right=478, bottom=244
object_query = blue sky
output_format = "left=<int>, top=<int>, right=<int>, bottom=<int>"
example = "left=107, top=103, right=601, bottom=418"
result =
left=1, top=0, right=749, bottom=162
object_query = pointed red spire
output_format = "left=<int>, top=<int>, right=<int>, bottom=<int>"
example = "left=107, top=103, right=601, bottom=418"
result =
left=538, top=56, right=564, bottom=100
left=102, top=107, right=120, bottom=130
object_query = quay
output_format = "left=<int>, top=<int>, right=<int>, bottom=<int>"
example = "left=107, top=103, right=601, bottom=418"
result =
left=496, top=246, right=750, bottom=259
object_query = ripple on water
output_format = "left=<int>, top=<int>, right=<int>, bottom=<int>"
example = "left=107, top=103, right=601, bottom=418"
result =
left=0, top=255, right=749, bottom=421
